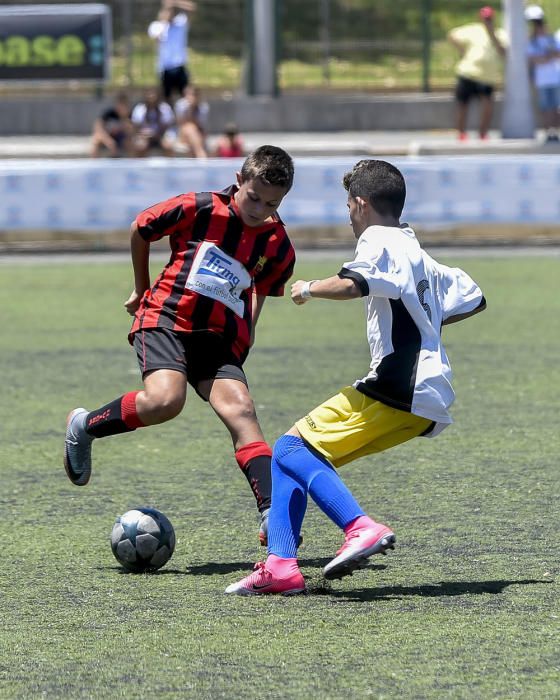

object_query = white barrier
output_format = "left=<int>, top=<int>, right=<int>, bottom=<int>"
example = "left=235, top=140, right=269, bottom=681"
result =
left=1, top=156, right=559, bottom=230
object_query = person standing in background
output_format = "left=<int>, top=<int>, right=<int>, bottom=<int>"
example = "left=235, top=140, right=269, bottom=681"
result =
left=448, top=6, right=508, bottom=141
left=524, top=5, right=560, bottom=143
left=148, top=0, right=197, bottom=103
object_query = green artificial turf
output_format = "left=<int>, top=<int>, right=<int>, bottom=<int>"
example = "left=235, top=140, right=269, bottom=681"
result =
left=0, top=255, right=558, bottom=698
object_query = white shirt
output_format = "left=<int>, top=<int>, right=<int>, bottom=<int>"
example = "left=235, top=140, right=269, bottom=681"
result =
left=174, top=96, right=209, bottom=128
left=131, top=101, right=175, bottom=136
left=340, top=224, right=484, bottom=436
left=148, top=12, right=189, bottom=72
left=527, top=33, right=560, bottom=88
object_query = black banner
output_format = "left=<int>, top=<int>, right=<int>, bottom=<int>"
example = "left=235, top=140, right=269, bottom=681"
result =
left=0, top=5, right=111, bottom=81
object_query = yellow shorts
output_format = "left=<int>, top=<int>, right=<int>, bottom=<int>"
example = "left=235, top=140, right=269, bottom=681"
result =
left=295, top=386, right=433, bottom=469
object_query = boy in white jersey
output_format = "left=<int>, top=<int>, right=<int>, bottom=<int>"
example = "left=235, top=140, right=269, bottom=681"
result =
left=226, top=160, right=486, bottom=596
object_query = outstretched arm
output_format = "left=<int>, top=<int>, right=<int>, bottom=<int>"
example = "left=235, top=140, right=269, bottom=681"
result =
left=163, top=0, right=196, bottom=12
left=151, top=1, right=196, bottom=34
left=483, top=18, right=506, bottom=57
left=291, top=275, right=362, bottom=305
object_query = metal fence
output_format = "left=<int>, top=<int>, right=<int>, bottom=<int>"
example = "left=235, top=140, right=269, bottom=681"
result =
left=5, top=0, right=560, bottom=92
left=108, top=0, right=245, bottom=91
left=280, top=0, right=560, bottom=91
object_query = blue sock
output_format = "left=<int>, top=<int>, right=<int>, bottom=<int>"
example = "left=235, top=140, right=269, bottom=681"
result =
left=267, top=434, right=364, bottom=558
left=267, top=436, right=308, bottom=558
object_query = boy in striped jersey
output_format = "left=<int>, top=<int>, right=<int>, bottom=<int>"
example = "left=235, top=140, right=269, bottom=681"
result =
left=64, top=146, right=295, bottom=545
left=226, top=159, right=486, bottom=595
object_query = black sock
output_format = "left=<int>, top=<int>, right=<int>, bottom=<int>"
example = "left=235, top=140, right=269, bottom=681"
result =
left=85, top=392, right=144, bottom=438
left=235, top=443, right=273, bottom=513
left=241, top=454, right=272, bottom=513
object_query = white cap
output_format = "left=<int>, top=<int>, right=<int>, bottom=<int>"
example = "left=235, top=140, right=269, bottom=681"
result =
left=524, top=5, right=545, bottom=21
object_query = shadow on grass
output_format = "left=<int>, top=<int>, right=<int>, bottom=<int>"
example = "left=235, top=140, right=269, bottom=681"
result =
left=94, top=567, right=553, bottom=601
left=312, top=579, right=553, bottom=601
left=98, top=559, right=385, bottom=576
left=98, top=562, right=263, bottom=576
left=183, top=557, right=387, bottom=576
left=97, top=566, right=192, bottom=575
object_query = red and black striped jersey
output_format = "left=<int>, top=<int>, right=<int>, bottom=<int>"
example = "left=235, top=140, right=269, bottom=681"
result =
left=129, top=185, right=295, bottom=362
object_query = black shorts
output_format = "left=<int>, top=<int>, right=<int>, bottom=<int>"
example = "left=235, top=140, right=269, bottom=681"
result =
left=161, top=65, right=189, bottom=100
left=455, top=76, right=494, bottom=104
left=133, top=327, right=247, bottom=400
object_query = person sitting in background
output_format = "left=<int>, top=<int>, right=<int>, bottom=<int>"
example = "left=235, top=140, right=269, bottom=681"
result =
left=173, top=85, right=209, bottom=158
left=131, top=88, right=175, bottom=157
left=525, top=5, right=560, bottom=143
left=90, top=93, right=133, bottom=158
left=213, top=122, right=244, bottom=158
left=447, top=6, right=508, bottom=141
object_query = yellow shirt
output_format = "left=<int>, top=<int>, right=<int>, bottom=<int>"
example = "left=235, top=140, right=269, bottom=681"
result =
left=448, top=23, right=508, bottom=85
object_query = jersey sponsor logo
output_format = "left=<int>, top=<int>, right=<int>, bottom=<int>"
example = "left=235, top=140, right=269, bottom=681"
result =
left=185, top=242, right=251, bottom=317
left=199, top=249, right=241, bottom=290
left=304, top=414, right=317, bottom=430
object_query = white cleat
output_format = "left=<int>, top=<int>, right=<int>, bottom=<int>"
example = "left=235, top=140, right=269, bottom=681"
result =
left=63, top=408, right=93, bottom=486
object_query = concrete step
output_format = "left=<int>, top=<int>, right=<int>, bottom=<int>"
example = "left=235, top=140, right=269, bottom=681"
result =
left=0, top=130, right=557, bottom=159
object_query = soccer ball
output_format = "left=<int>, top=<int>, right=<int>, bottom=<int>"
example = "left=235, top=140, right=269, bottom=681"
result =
left=110, top=507, right=176, bottom=573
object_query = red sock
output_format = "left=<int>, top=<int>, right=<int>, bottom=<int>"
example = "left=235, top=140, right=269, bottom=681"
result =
left=235, top=441, right=272, bottom=467
left=121, top=391, right=145, bottom=429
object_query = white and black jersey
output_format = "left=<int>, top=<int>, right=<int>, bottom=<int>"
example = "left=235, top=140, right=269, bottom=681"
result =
left=339, top=224, right=484, bottom=437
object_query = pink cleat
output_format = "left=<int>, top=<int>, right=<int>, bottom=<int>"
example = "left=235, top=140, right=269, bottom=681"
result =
left=225, top=561, right=306, bottom=596
left=323, top=519, right=396, bottom=580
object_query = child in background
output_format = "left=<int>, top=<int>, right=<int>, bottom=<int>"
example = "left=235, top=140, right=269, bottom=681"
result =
left=214, top=123, right=245, bottom=158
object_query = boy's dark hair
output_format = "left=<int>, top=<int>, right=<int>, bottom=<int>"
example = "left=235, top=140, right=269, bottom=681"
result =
left=343, top=159, right=406, bottom=218
left=240, top=145, right=294, bottom=192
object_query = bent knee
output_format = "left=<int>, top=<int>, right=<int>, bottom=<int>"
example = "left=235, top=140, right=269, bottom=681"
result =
left=227, top=394, right=257, bottom=422
left=214, top=393, right=258, bottom=427
left=142, top=391, right=185, bottom=420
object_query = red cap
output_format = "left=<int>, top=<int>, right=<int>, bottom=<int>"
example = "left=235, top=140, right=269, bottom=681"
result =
left=480, top=6, right=494, bottom=19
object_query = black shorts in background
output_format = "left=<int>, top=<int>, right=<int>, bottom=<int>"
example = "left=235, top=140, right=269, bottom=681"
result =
left=161, top=65, right=189, bottom=100
left=455, top=76, right=494, bottom=104
left=133, top=327, right=247, bottom=400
